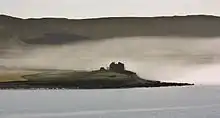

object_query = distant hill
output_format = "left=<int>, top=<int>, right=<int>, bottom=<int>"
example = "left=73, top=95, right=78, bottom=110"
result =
left=1, top=14, right=220, bottom=47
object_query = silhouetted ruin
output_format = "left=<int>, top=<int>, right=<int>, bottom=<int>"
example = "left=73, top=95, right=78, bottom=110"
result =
left=98, top=62, right=136, bottom=75
left=109, top=62, right=125, bottom=73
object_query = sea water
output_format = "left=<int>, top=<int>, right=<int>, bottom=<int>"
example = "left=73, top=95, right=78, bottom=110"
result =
left=0, top=86, right=220, bottom=118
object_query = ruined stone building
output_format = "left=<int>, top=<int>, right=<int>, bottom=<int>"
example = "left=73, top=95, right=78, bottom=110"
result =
left=109, top=62, right=125, bottom=73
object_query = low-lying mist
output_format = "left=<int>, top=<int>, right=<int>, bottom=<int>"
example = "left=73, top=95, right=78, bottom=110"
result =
left=1, top=37, right=220, bottom=85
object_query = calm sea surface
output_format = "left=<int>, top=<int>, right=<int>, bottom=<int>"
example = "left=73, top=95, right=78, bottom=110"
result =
left=0, top=86, right=220, bottom=118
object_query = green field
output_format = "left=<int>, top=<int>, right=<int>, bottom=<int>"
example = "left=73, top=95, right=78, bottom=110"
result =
left=23, top=70, right=134, bottom=82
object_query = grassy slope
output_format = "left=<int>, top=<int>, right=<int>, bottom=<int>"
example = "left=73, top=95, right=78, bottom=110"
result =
left=19, top=70, right=146, bottom=88
left=23, top=71, right=133, bottom=82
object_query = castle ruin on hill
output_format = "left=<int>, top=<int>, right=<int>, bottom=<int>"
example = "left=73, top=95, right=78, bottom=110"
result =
left=109, top=62, right=125, bottom=73
left=100, top=62, right=135, bottom=75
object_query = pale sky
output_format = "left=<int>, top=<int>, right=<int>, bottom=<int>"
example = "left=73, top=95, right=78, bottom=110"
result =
left=0, top=0, right=220, bottom=19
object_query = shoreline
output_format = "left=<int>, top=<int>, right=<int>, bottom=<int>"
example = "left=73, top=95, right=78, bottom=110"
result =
left=0, top=81, right=194, bottom=90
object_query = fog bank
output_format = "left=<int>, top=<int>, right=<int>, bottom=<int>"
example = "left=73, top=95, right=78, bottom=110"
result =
left=1, top=37, right=220, bottom=85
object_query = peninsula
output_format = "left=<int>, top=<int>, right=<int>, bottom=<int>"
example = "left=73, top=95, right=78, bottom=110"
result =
left=0, top=62, right=194, bottom=89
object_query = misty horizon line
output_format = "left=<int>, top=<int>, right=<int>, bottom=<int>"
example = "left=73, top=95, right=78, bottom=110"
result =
left=1, top=13, right=220, bottom=20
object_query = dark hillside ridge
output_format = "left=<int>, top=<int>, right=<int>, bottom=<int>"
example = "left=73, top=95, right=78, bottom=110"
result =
left=1, top=15, right=220, bottom=46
